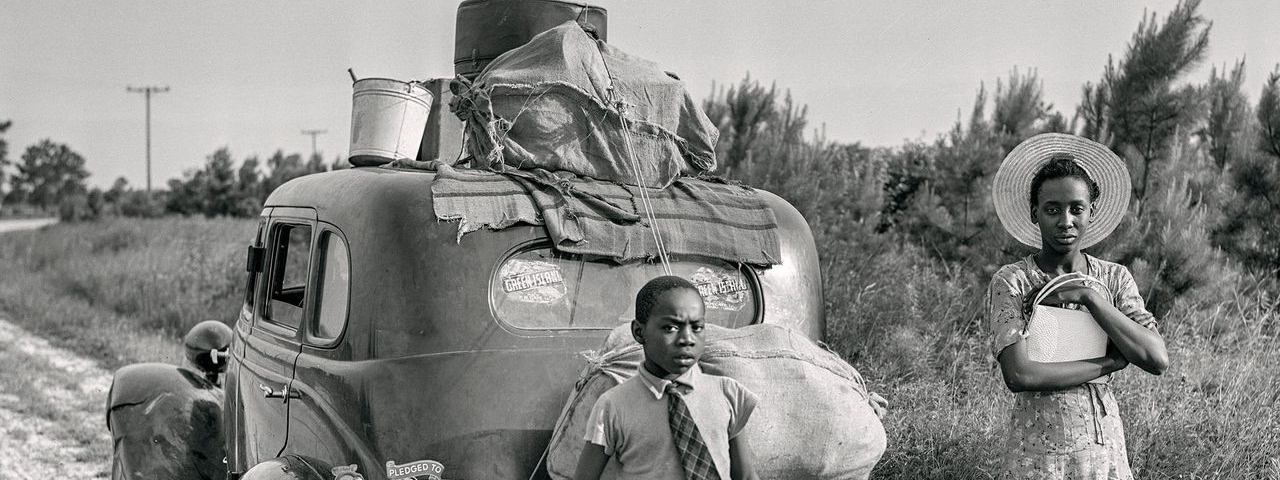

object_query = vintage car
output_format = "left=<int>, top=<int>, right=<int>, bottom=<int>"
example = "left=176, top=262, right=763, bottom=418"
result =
left=217, top=165, right=824, bottom=479
left=105, top=2, right=832, bottom=478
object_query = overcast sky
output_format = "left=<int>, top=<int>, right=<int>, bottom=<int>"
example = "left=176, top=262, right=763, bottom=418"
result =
left=2, top=1, right=1276, bottom=189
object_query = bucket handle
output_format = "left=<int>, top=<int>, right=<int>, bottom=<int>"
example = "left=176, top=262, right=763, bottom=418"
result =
left=406, top=79, right=429, bottom=94
left=348, top=68, right=426, bottom=94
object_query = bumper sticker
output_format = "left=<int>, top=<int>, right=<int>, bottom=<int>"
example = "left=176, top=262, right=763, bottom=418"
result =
left=385, top=460, right=444, bottom=480
left=691, top=267, right=749, bottom=311
left=499, top=259, right=567, bottom=304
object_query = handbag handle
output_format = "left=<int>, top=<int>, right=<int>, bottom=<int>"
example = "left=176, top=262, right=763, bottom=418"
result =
left=1032, top=272, right=1110, bottom=307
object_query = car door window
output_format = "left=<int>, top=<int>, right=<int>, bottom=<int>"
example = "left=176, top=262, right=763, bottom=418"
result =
left=265, top=223, right=312, bottom=330
left=311, top=230, right=350, bottom=342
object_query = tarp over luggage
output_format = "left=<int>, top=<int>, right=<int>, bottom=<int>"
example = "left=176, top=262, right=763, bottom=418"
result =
left=545, top=323, right=887, bottom=479
left=450, top=21, right=719, bottom=188
left=429, top=163, right=782, bottom=265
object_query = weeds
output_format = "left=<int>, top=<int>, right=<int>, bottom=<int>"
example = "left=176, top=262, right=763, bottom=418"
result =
left=0, top=215, right=1276, bottom=478
left=820, top=239, right=1280, bottom=478
left=0, top=217, right=254, bottom=369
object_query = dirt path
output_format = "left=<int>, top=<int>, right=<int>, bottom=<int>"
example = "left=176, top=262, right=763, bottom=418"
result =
left=0, top=217, right=58, bottom=234
left=0, top=318, right=111, bottom=479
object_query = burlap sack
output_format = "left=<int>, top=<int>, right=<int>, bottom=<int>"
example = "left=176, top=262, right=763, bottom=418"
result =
left=546, top=324, right=886, bottom=479
left=451, top=21, right=719, bottom=188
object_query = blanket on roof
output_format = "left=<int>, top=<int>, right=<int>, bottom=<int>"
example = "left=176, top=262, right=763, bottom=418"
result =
left=430, top=164, right=781, bottom=265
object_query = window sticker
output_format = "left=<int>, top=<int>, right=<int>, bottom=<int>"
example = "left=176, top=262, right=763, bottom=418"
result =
left=690, top=267, right=750, bottom=311
left=499, top=259, right=567, bottom=304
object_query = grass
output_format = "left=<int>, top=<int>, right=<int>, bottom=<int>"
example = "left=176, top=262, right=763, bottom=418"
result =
left=0, top=216, right=255, bottom=369
left=819, top=241, right=1280, bottom=479
left=0, top=216, right=1276, bottom=478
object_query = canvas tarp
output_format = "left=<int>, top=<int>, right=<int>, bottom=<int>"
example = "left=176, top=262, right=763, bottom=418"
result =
left=449, top=21, right=719, bottom=188
left=428, top=163, right=781, bottom=265
left=544, top=323, right=887, bottom=480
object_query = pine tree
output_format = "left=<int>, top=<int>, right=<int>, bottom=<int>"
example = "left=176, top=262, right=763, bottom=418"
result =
left=1080, top=0, right=1211, bottom=208
left=1199, top=60, right=1250, bottom=171
left=702, top=75, right=806, bottom=176
left=883, top=69, right=1061, bottom=268
left=1216, top=67, right=1280, bottom=276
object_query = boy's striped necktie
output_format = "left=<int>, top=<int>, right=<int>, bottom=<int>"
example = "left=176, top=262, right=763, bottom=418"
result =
left=666, top=384, right=720, bottom=480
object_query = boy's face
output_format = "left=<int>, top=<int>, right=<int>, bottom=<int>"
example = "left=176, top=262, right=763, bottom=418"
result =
left=633, top=288, right=706, bottom=377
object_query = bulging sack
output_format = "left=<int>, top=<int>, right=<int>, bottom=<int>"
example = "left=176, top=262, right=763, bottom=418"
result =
left=545, top=323, right=886, bottom=480
left=451, top=21, right=718, bottom=188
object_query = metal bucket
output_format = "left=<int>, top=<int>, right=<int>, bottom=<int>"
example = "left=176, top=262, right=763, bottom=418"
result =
left=348, top=78, right=433, bottom=166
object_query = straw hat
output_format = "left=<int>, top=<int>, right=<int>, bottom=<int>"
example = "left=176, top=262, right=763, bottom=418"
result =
left=992, top=133, right=1131, bottom=249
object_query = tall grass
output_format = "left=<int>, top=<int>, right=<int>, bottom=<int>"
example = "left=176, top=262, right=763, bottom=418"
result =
left=1, top=214, right=1276, bottom=477
left=729, top=131, right=1280, bottom=477
left=839, top=247, right=1280, bottom=478
left=0, top=217, right=256, bottom=369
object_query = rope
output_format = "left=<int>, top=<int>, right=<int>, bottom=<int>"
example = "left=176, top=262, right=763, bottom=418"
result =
left=592, top=30, right=672, bottom=275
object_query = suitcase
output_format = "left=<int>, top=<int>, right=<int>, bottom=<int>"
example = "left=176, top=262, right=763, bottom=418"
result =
left=454, top=0, right=608, bottom=79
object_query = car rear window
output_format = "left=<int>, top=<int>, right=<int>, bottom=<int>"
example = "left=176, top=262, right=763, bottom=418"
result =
left=491, top=246, right=758, bottom=330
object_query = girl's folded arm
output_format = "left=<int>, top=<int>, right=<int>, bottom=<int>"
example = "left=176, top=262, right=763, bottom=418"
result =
left=1083, top=293, right=1169, bottom=374
left=997, top=340, right=1128, bottom=392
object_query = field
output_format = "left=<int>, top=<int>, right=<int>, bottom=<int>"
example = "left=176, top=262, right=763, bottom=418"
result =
left=0, top=217, right=254, bottom=370
left=0, top=217, right=1277, bottom=478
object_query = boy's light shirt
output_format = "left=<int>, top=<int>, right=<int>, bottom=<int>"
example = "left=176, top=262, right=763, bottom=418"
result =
left=583, top=361, right=757, bottom=480
left=636, top=363, right=699, bottom=399
left=586, top=364, right=700, bottom=445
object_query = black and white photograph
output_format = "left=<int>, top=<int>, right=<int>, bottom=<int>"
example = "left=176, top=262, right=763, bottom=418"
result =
left=1, top=1, right=1277, bottom=478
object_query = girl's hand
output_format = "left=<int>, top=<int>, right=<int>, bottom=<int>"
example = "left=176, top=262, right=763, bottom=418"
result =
left=1037, top=279, right=1104, bottom=307
left=1103, top=343, right=1129, bottom=373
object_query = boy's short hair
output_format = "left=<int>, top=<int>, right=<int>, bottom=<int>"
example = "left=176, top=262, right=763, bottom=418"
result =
left=634, top=275, right=700, bottom=324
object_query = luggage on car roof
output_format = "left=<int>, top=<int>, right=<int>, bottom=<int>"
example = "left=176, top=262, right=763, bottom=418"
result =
left=451, top=21, right=719, bottom=188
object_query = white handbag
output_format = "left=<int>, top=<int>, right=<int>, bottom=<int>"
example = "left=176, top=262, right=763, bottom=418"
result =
left=1024, top=273, right=1111, bottom=382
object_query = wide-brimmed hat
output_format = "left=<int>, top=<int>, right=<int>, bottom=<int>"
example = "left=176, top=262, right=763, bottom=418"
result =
left=992, top=133, right=1131, bottom=249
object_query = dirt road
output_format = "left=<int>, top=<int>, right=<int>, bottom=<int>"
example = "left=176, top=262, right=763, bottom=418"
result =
left=0, top=318, right=111, bottom=479
left=0, top=217, right=58, bottom=234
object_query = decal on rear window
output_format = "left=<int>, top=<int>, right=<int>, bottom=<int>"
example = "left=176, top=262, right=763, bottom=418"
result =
left=491, top=247, right=758, bottom=330
left=499, top=259, right=566, bottom=304
left=690, top=267, right=750, bottom=311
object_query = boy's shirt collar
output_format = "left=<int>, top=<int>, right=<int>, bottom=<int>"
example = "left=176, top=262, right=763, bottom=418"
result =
left=637, top=363, right=700, bottom=400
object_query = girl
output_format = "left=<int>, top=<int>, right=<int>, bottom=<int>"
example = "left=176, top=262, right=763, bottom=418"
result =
left=988, top=133, right=1170, bottom=479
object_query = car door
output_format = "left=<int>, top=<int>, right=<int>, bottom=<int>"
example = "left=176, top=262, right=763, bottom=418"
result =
left=283, top=224, right=370, bottom=468
left=235, top=207, right=316, bottom=465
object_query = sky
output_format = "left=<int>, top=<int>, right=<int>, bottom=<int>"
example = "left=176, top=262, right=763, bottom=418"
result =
left=2, top=1, right=1277, bottom=189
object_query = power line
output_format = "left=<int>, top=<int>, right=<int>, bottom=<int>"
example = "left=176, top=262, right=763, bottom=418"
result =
left=126, top=85, right=169, bottom=192
left=301, top=129, right=327, bottom=161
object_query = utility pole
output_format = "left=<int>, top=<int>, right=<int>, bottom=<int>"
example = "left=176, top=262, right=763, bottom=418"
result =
left=301, top=129, right=327, bottom=161
left=127, top=85, right=169, bottom=192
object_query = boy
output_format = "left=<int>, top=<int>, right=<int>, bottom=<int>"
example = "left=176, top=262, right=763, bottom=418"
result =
left=574, top=276, right=760, bottom=480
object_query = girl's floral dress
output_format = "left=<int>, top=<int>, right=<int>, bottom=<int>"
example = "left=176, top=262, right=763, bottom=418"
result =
left=987, top=254, right=1158, bottom=480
